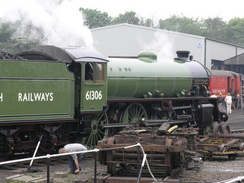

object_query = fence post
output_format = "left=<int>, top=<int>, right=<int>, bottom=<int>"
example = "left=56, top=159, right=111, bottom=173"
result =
left=94, top=152, right=97, bottom=183
left=137, top=146, right=140, bottom=177
left=46, top=154, right=50, bottom=183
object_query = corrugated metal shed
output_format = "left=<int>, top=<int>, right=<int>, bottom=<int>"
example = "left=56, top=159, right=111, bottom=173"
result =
left=91, top=23, right=244, bottom=70
left=224, top=53, right=244, bottom=65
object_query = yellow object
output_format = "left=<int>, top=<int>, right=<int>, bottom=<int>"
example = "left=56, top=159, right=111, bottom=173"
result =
left=166, top=125, right=178, bottom=134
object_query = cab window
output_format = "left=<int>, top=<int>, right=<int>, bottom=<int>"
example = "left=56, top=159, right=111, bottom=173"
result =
left=85, top=63, right=104, bottom=81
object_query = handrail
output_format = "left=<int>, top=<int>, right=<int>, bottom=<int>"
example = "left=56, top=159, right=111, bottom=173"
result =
left=0, top=143, right=159, bottom=183
left=0, top=148, right=99, bottom=166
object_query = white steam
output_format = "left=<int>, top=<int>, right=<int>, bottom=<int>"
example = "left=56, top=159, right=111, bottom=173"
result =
left=143, top=31, right=175, bottom=60
left=0, top=0, right=93, bottom=47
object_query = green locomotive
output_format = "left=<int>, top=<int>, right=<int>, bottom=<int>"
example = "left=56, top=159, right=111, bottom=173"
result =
left=0, top=45, right=224, bottom=159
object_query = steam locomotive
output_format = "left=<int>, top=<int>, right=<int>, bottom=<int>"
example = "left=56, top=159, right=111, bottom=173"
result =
left=0, top=45, right=226, bottom=159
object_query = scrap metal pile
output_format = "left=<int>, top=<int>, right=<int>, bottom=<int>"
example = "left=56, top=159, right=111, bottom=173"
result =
left=195, top=123, right=244, bottom=160
left=196, top=137, right=244, bottom=160
left=97, top=126, right=199, bottom=179
left=97, top=123, right=244, bottom=181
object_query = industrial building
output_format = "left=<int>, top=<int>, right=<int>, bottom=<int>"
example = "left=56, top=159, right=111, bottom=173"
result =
left=91, top=23, right=244, bottom=73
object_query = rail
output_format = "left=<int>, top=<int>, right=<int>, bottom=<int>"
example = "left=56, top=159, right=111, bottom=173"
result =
left=0, top=143, right=158, bottom=183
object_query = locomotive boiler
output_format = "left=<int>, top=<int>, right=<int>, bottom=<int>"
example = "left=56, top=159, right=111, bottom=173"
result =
left=0, top=45, right=225, bottom=160
left=107, top=50, right=209, bottom=98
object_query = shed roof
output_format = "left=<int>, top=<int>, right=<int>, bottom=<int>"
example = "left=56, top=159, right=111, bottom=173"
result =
left=224, top=53, right=244, bottom=65
left=92, top=23, right=204, bottom=39
left=210, top=70, right=241, bottom=77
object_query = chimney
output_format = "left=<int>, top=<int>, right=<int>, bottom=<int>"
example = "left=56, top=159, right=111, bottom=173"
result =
left=176, top=51, right=190, bottom=59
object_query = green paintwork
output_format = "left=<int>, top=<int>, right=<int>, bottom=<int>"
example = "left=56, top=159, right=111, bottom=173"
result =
left=107, top=57, right=192, bottom=98
left=138, top=51, right=157, bottom=63
left=80, top=63, right=107, bottom=112
left=0, top=60, right=74, bottom=122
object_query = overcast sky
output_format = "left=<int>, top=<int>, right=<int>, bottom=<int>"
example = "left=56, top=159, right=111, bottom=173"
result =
left=0, top=0, right=243, bottom=48
left=80, top=0, right=244, bottom=22
left=0, top=0, right=243, bottom=22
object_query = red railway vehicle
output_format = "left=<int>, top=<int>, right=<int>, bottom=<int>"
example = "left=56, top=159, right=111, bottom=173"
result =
left=209, top=70, right=241, bottom=97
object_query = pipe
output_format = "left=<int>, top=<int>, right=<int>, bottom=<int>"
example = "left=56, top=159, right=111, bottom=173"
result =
left=216, top=133, right=244, bottom=139
left=137, top=154, right=147, bottom=183
left=29, top=135, right=43, bottom=167
left=215, top=176, right=244, bottom=183
left=112, top=152, right=165, bottom=159
left=166, top=125, right=178, bottom=134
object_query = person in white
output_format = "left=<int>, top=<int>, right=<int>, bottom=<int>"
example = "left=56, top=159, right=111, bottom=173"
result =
left=59, top=143, right=87, bottom=174
left=225, top=93, right=232, bottom=114
left=210, top=93, right=217, bottom=98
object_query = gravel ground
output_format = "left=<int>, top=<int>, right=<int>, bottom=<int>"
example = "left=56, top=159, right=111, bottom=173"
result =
left=1, top=154, right=244, bottom=183
left=181, top=155, right=244, bottom=183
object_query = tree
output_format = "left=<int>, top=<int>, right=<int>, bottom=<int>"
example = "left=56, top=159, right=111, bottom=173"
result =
left=158, top=15, right=204, bottom=36
left=202, top=17, right=227, bottom=40
left=0, top=20, right=44, bottom=54
left=224, top=18, right=244, bottom=46
left=80, top=8, right=112, bottom=29
left=111, top=11, right=141, bottom=25
left=0, top=21, right=16, bottom=42
left=140, top=17, right=158, bottom=28
left=143, top=18, right=155, bottom=27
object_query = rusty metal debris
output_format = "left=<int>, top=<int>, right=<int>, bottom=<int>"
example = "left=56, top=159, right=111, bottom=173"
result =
left=190, top=123, right=244, bottom=160
left=97, top=127, right=199, bottom=179
left=213, top=123, right=244, bottom=139
left=196, top=137, right=244, bottom=160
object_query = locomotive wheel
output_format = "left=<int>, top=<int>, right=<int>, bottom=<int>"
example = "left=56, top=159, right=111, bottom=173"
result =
left=85, top=113, right=109, bottom=147
left=152, top=110, right=167, bottom=120
left=120, top=103, right=148, bottom=125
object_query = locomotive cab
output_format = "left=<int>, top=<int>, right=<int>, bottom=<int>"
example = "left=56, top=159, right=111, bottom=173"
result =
left=55, top=46, right=109, bottom=114
left=80, top=61, right=108, bottom=113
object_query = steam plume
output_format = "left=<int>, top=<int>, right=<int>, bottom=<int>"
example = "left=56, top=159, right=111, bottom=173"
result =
left=0, top=0, right=93, bottom=47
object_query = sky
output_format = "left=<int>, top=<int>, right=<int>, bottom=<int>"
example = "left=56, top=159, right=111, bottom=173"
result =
left=79, top=0, right=244, bottom=22
left=0, top=0, right=243, bottom=49
left=0, top=0, right=243, bottom=23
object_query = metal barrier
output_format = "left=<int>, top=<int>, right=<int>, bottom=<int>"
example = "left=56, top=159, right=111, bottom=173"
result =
left=0, top=143, right=158, bottom=183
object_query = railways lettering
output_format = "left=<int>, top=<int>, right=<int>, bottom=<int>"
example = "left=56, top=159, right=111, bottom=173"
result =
left=18, top=92, right=54, bottom=102
left=0, top=45, right=228, bottom=160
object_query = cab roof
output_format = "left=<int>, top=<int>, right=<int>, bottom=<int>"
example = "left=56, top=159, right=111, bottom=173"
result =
left=17, top=45, right=109, bottom=63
